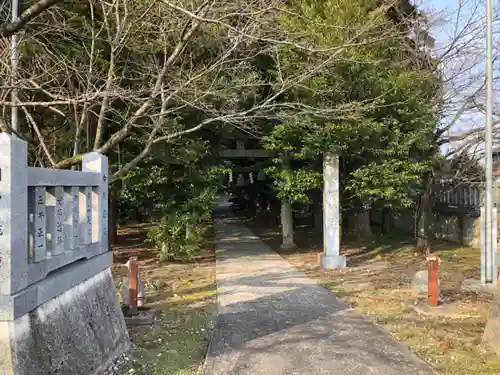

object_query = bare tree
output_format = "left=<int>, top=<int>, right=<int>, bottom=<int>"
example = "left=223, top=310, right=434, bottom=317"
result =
left=0, top=0, right=63, bottom=37
left=407, top=0, right=500, bottom=250
left=0, top=0, right=409, bottom=181
left=430, top=0, right=500, bottom=162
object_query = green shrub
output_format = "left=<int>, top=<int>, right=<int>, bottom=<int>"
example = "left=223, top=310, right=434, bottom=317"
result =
left=146, top=188, right=215, bottom=261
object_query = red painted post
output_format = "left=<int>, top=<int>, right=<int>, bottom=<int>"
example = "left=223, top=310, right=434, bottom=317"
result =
left=128, top=256, right=138, bottom=315
left=427, top=254, right=439, bottom=307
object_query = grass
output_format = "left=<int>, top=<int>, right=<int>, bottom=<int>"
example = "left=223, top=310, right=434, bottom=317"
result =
left=110, top=223, right=216, bottom=375
left=244, top=213, right=500, bottom=375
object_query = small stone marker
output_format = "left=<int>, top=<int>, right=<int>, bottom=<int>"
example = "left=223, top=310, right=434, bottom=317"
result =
left=412, top=270, right=428, bottom=297
left=120, top=277, right=146, bottom=307
left=412, top=270, right=440, bottom=298
left=461, top=278, right=497, bottom=294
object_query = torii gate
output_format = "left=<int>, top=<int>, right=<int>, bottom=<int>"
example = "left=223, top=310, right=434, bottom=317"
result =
left=220, top=139, right=345, bottom=269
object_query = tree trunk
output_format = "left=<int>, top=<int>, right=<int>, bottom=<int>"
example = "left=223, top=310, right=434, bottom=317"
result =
left=134, top=208, right=142, bottom=223
left=108, top=192, right=118, bottom=246
left=272, top=197, right=280, bottom=225
left=186, top=222, right=195, bottom=241
left=281, top=200, right=296, bottom=249
left=416, top=181, right=433, bottom=254
left=381, top=207, right=393, bottom=234
left=312, top=188, right=323, bottom=233
left=108, top=181, right=122, bottom=246
left=348, top=209, right=372, bottom=241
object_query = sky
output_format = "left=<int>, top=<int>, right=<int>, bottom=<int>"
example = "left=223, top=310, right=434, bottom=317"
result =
left=421, top=0, right=461, bottom=41
left=418, top=0, right=490, bottom=156
left=422, top=0, right=461, bottom=14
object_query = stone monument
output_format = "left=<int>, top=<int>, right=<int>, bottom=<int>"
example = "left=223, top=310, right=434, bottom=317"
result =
left=321, top=152, right=346, bottom=269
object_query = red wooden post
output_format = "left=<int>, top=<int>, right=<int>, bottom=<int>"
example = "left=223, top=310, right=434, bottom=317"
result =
left=128, top=256, right=138, bottom=315
left=427, top=254, right=439, bottom=307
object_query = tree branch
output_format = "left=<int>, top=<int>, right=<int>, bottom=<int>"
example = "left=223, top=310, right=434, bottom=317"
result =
left=20, top=106, right=56, bottom=167
left=0, top=0, right=62, bottom=38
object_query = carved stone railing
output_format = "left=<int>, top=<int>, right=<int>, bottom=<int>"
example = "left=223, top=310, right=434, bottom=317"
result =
left=0, top=133, right=111, bottom=320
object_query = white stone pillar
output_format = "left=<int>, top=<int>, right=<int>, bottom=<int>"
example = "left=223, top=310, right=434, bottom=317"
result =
left=0, top=134, right=28, bottom=295
left=481, top=206, right=497, bottom=284
left=83, top=152, right=109, bottom=253
left=321, top=152, right=346, bottom=269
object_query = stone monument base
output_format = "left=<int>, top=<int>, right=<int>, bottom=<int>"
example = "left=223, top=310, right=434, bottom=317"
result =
left=280, top=243, right=297, bottom=250
left=461, top=278, right=497, bottom=294
left=320, top=254, right=346, bottom=269
left=0, top=269, right=130, bottom=375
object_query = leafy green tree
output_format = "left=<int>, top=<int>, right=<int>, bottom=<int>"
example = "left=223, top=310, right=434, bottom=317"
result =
left=123, top=136, right=225, bottom=259
left=262, top=0, right=439, bottom=240
left=1, top=0, right=440, bottom=251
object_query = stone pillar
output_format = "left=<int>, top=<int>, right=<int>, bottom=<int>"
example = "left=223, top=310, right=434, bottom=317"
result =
left=481, top=206, right=498, bottom=284
left=83, top=152, right=109, bottom=253
left=0, top=134, right=28, bottom=295
left=321, top=152, right=346, bottom=269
